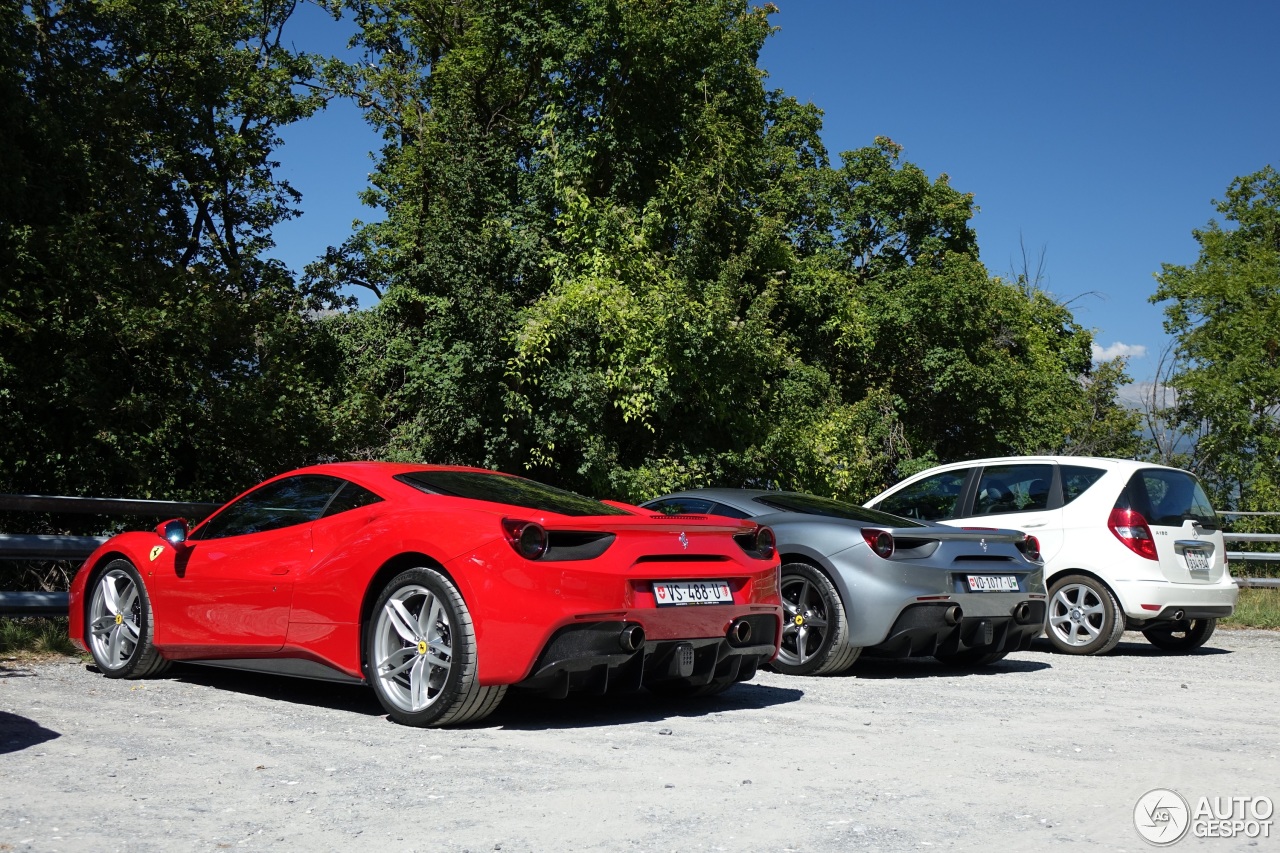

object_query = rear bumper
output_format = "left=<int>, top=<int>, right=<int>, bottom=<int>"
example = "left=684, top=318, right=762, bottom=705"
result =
left=1113, top=576, right=1238, bottom=621
left=515, top=615, right=780, bottom=697
left=862, top=600, right=1046, bottom=659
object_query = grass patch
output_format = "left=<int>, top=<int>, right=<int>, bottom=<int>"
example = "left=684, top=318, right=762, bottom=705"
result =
left=0, top=616, right=81, bottom=657
left=1223, top=588, right=1280, bottom=630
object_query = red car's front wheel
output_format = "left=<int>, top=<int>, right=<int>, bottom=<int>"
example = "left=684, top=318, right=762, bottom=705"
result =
left=86, top=559, right=170, bottom=679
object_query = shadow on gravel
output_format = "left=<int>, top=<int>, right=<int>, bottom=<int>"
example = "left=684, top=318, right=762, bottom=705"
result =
left=128, top=664, right=805, bottom=730
left=162, top=663, right=384, bottom=717
left=1028, top=637, right=1233, bottom=658
left=487, top=682, right=806, bottom=731
left=843, top=656, right=1053, bottom=680
left=0, top=710, right=61, bottom=754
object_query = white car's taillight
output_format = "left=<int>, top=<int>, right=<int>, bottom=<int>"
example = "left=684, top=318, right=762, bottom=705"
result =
left=1108, top=507, right=1157, bottom=560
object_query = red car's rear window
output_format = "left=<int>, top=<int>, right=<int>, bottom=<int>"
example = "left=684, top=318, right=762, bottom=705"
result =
left=396, top=471, right=630, bottom=517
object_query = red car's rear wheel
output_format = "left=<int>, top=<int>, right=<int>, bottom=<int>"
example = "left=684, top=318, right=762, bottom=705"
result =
left=366, top=567, right=506, bottom=727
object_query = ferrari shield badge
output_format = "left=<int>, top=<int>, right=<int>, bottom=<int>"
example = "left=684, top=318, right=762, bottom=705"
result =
left=149, top=545, right=165, bottom=562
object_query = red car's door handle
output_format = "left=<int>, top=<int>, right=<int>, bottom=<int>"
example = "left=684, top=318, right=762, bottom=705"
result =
left=270, top=567, right=290, bottom=575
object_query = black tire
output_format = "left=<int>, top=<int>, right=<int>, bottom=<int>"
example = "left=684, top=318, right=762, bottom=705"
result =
left=365, top=568, right=506, bottom=727
left=767, top=563, right=861, bottom=676
left=85, top=559, right=171, bottom=679
left=1142, top=618, right=1217, bottom=652
left=934, top=648, right=1010, bottom=668
left=1046, top=574, right=1125, bottom=655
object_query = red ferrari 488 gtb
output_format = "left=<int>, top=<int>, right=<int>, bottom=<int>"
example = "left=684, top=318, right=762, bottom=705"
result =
left=68, top=463, right=782, bottom=726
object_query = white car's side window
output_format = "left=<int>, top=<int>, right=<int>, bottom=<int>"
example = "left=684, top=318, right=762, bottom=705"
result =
left=973, top=464, right=1053, bottom=516
left=877, top=470, right=969, bottom=521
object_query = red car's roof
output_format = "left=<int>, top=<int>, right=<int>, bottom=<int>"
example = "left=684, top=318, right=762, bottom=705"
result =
left=290, top=461, right=501, bottom=479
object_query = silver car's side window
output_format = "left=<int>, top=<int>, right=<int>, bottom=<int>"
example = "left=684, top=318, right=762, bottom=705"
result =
left=877, top=470, right=968, bottom=521
left=973, top=464, right=1054, bottom=516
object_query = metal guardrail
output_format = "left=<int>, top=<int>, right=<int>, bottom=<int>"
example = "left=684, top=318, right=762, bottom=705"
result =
left=2, top=496, right=1278, bottom=614
left=1221, top=510, right=1280, bottom=587
left=0, top=494, right=219, bottom=616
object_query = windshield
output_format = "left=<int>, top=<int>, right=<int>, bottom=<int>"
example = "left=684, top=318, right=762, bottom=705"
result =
left=753, top=493, right=924, bottom=527
left=1122, top=469, right=1219, bottom=529
left=395, top=470, right=629, bottom=517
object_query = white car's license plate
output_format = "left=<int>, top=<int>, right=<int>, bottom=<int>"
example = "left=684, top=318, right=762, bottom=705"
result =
left=1184, top=548, right=1210, bottom=574
left=967, top=575, right=1019, bottom=592
left=653, top=580, right=733, bottom=606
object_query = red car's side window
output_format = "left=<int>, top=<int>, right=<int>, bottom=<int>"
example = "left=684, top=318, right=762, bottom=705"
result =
left=193, top=475, right=345, bottom=540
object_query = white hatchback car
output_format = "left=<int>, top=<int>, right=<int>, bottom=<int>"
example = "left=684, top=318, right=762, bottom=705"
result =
left=865, top=456, right=1238, bottom=655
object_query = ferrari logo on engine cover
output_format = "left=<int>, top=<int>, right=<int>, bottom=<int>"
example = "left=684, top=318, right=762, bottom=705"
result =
left=678, top=532, right=689, bottom=550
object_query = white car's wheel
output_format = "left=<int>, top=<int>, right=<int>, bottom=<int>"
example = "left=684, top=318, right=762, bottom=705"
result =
left=1046, top=574, right=1125, bottom=655
left=1142, top=617, right=1216, bottom=652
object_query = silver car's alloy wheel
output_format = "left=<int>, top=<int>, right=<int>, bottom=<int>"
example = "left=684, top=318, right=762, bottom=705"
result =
left=89, top=567, right=141, bottom=669
left=1045, top=574, right=1124, bottom=655
left=372, top=584, right=454, bottom=713
left=780, top=576, right=830, bottom=667
left=768, top=563, right=860, bottom=676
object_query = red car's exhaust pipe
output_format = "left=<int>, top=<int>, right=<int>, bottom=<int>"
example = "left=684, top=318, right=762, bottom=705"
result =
left=727, top=618, right=753, bottom=646
left=618, top=624, right=646, bottom=652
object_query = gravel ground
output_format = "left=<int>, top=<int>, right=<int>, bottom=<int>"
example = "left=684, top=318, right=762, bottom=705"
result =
left=2, top=629, right=1278, bottom=853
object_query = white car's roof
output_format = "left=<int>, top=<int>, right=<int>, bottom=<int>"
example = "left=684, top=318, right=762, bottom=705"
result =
left=901, top=456, right=1183, bottom=475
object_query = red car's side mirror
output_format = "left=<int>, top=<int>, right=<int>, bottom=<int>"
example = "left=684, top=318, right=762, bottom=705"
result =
left=155, top=518, right=190, bottom=547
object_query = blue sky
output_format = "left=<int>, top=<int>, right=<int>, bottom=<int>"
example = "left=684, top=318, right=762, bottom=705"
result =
left=272, top=1, right=1280, bottom=386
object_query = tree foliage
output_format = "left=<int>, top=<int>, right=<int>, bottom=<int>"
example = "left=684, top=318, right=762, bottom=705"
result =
left=0, top=0, right=1142, bottom=515
left=318, top=0, right=1136, bottom=502
left=0, top=0, right=342, bottom=501
left=1152, top=166, right=1280, bottom=509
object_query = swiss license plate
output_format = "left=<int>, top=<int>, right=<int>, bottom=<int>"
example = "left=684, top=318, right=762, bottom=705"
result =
left=653, top=580, right=733, bottom=606
left=967, top=575, right=1019, bottom=592
left=1184, top=548, right=1210, bottom=574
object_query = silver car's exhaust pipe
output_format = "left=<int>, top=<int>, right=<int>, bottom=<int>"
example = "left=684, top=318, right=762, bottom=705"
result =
left=1172, top=609, right=1186, bottom=621
left=619, top=624, right=646, bottom=652
left=944, top=605, right=963, bottom=626
left=728, top=619, right=753, bottom=646
left=1013, top=602, right=1032, bottom=624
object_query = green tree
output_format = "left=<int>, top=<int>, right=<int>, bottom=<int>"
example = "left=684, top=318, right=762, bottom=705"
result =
left=0, top=0, right=342, bottom=502
left=322, top=1, right=1139, bottom=502
left=1152, top=166, right=1280, bottom=510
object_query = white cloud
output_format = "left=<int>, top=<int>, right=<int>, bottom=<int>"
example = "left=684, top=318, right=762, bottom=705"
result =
left=1091, top=341, right=1148, bottom=361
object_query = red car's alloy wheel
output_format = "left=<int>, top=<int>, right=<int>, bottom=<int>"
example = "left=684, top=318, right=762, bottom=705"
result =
left=85, top=559, right=170, bottom=679
left=367, top=568, right=506, bottom=727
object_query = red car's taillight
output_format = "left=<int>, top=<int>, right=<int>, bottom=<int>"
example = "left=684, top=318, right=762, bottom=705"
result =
left=1108, top=507, right=1157, bottom=560
left=861, top=528, right=894, bottom=559
left=756, top=526, right=776, bottom=560
left=502, top=518, right=548, bottom=560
